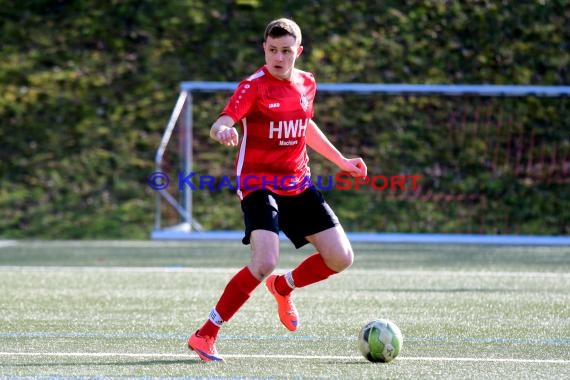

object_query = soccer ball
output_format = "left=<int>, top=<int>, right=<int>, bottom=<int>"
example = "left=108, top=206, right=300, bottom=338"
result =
left=358, top=319, right=403, bottom=363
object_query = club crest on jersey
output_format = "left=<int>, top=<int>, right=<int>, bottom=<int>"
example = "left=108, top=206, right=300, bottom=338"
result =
left=300, top=94, right=309, bottom=112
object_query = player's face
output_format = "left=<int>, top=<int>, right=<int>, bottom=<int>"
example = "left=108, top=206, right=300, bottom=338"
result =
left=263, top=35, right=303, bottom=81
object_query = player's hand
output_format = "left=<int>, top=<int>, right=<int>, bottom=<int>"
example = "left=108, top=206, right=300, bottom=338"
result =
left=339, top=157, right=367, bottom=179
left=216, top=127, right=239, bottom=147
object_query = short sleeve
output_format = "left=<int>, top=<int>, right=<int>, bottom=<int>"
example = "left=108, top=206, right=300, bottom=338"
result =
left=221, top=80, right=258, bottom=121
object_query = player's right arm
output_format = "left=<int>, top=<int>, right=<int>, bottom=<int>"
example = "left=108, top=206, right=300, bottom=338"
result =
left=210, top=115, right=239, bottom=146
left=210, top=75, right=259, bottom=147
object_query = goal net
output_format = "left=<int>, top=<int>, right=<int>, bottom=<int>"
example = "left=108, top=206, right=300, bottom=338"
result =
left=153, top=83, right=570, bottom=237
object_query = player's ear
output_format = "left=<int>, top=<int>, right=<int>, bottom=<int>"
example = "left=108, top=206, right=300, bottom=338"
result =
left=296, top=45, right=303, bottom=57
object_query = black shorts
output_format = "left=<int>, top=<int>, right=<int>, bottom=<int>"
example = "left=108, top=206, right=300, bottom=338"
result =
left=241, top=187, right=340, bottom=249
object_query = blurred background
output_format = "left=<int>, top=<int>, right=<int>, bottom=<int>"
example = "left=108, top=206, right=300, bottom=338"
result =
left=1, top=0, right=568, bottom=239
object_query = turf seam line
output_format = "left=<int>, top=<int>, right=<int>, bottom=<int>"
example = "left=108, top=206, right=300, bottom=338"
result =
left=0, top=352, right=569, bottom=364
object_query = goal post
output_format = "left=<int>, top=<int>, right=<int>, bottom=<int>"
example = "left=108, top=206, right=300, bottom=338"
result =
left=151, top=82, right=570, bottom=243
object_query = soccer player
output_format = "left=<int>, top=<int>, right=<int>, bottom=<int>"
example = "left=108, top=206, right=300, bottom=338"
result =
left=188, top=18, right=367, bottom=361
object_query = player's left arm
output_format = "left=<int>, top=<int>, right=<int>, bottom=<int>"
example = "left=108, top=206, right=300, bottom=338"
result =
left=306, top=119, right=367, bottom=178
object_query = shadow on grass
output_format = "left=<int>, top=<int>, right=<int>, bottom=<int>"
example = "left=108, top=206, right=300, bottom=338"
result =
left=327, top=360, right=397, bottom=366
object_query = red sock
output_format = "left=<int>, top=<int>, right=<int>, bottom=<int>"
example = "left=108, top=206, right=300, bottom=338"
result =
left=275, top=253, right=337, bottom=296
left=274, top=274, right=293, bottom=296
left=198, top=266, right=260, bottom=338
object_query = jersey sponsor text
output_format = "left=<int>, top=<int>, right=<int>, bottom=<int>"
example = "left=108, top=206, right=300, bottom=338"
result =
left=268, top=118, right=309, bottom=139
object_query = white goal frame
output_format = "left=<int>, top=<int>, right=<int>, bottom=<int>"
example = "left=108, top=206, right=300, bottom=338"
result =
left=151, top=82, right=570, bottom=245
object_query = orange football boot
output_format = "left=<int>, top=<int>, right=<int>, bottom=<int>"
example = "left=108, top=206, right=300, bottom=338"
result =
left=188, top=331, right=224, bottom=362
left=265, top=274, right=299, bottom=331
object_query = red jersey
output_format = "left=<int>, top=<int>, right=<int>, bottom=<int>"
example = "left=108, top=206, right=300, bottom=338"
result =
left=221, top=65, right=316, bottom=199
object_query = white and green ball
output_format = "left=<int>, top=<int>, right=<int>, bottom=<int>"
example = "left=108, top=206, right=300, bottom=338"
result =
left=358, top=319, right=403, bottom=363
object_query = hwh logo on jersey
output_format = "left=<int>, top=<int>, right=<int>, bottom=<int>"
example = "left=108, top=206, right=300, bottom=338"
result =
left=268, top=118, right=309, bottom=139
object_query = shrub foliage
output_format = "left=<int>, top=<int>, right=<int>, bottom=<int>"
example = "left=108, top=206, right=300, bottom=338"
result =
left=1, top=1, right=568, bottom=238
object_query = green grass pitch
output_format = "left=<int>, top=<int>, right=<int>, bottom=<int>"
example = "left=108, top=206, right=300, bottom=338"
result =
left=0, top=240, right=569, bottom=379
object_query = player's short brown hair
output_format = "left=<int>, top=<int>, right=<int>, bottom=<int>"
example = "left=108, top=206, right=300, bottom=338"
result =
left=264, top=18, right=302, bottom=45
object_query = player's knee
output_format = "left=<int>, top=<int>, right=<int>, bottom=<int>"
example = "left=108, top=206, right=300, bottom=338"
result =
left=326, top=246, right=354, bottom=272
left=251, top=256, right=278, bottom=279
left=338, top=246, right=354, bottom=270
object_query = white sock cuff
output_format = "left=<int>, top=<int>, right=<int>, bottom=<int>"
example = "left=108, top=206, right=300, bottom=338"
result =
left=285, top=271, right=296, bottom=289
left=209, top=308, right=224, bottom=327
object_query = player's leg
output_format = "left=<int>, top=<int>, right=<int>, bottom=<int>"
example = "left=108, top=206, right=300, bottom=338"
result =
left=188, top=262, right=261, bottom=361
left=248, top=229, right=280, bottom=279
left=189, top=190, right=280, bottom=361
left=189, top=232, right=279, bottom=361
left=267, top=188, right=352, bottom=295
left=251, top=228, right=303, bottom=332
left=265, top=229, right=352, bottom=334
left=272, top=225, right=352, bottom=294
left=266, top=188, right=348, bottom=330
left=192, top=229, right=279, bottom=337
left=305, top=224, right=354, bottom=272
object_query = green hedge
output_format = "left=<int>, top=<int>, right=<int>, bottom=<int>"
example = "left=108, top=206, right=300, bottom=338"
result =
left=0, top=1, right=568, bottom=238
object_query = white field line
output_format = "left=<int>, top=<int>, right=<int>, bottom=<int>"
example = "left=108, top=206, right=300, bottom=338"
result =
left=0, top=265, right=569, bottom=279
left=0, top=352, right=568, bottom=364
left=0, top=240, right=18, bottom=248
